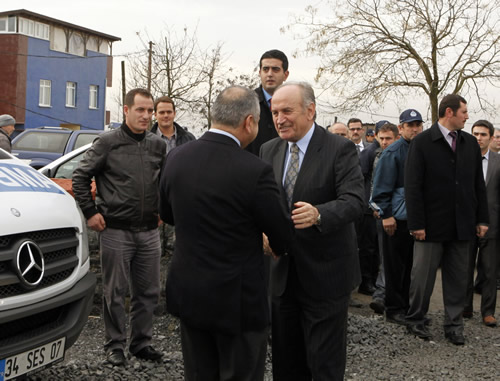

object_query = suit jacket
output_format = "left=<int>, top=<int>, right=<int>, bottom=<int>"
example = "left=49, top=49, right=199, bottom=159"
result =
left=244, top=86, right=278, bottom=155
left=405, top=123, right=489, bottom=241
left=260, top=125, right=364, bottom=299
left=485, top=151, right=500, bottom=238
left=159, top=131, right=293, bottom=335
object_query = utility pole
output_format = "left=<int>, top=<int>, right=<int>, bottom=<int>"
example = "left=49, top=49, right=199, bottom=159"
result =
left=121, top=60, right=126, bottom=121
left=147, top=41, right=154, bottom=93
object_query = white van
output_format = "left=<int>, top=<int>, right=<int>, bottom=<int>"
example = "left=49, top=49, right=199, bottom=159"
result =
left=0, top=148, right=95, bottom=380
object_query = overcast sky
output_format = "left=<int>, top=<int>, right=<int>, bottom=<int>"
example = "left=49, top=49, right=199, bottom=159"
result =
left=10, top=1, right=498, bottom=129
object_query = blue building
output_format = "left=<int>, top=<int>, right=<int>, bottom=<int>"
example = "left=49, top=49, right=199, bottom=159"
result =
left=0, top=9, right=120, bottom=133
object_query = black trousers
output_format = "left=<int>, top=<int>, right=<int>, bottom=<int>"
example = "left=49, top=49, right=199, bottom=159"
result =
left=180, top=320, right=267, bottom=381
left=465, top=238, right=498, bottom=317
left=271, top=258, right=349, bottom=381
left=356, top=213, right=380, bottom=285
left=382, top=219, right=413, bottom=316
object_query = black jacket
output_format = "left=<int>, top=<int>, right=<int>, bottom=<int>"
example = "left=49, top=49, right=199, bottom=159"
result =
left=150, top=121, right=196, bottom=148
left=245, top=86, right=278, bottom=155
left=405, top=123, right=488, bottom=241
left=159, top=131, right=293, bottom=334
left=73, top=123, right=166, bottom=231
left=261, top=125, right=364, bottom=299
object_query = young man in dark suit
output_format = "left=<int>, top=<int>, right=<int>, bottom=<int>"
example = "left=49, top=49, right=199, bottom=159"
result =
left=245, top=49, right=289, bottom=155
left=405, top=94, right=489, bottom=345
left=159, top=86, right=293, bottom=381
left=465, top=120, right=499, bottom=327
left=260, top=82, right=364, bottom=381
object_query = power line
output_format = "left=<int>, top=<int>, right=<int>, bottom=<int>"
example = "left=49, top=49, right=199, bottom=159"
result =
left=0, top=98, right=103, bottom=130
left=0, top=49, right=147, bottom=59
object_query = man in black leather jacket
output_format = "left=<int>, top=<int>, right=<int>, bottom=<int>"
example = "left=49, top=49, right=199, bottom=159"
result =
left=73, top=88, right=166, bottom=366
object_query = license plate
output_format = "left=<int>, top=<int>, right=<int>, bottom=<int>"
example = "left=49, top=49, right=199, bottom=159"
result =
left=0, top=337, right=65, bottom=381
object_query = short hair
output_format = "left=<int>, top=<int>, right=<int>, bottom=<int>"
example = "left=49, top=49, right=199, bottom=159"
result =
left=211, top=86, right=259, bottom=128
left=259, top=49, right=289, bottom=72
left=274, top=82, right=316, bottom=120
left=378, top=123, right=399, bottom=137
left=154, top=96, right=176, bottom=112
left=347, top=117, right=363, bottom=127
left=125, top=88, right=153, bottom=107
left=438, top=94, right=467, bottom=118
left=472, top=119, right=494, bottom=137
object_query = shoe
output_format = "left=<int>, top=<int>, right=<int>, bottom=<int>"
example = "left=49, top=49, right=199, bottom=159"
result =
left=369, top=299, right=385, bottom=315
left=386, top=313, right=406, bottom=325
left=358, top=282, right=376, bottom=296
left=406, top=323, right=432, bottom=340
left=462, top=308, right=473, bottom=319
left=445, top=331, right=465, bottom=345
left=107, top=349, right=127, bottom=366
left=483, top=315, right=497, bottom=327
left=349, top=297, right=363, bottom=308
left=133, top=346, right=163, bottom=361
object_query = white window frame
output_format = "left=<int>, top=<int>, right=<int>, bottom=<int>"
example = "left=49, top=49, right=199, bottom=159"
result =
left=0, top=16, right=16, bottom=33
left=89, top=85, right=98, bottom=109
left=39, top=79, right=51, bottom=107
left=66, top=82, right=77, bottom=107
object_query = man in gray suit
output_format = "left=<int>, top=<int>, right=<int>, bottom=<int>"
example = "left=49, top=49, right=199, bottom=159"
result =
left=465, top=120, right=499, bottom=327
left=260, top=82, right=364, bottom=380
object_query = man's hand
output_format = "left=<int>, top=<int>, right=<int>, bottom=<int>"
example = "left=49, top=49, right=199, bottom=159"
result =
left=88, top=213, right=106, bottom=232
left=383, top=217, right=397, bottom=236
left=263, top=233, right=278, bottom=260
left=292, top=201, right=319, bottom=229
left=476, top=224, right=488, bottom=238
left=411, top=229, right=426, bottom=241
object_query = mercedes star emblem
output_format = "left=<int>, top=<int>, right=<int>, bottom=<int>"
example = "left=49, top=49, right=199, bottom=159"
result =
left=15, top=240, right=45, bottom=288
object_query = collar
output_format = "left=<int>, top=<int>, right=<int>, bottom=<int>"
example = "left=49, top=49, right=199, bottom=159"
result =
left=209, top=128, right=241, bottom=146
left=262, top=88, right=272, bottom=106
left=483, top=150, right=490, bottom=160
left=437, top=121, right=455, bottom=138
left=288, top=123, right=315, bottom=155
left=157, top=124, right=177, bottom=140
left=121, top=122, right=145, bottom=141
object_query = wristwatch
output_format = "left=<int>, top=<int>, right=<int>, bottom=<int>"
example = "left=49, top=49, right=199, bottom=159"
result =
left=315, top=213, right=322, bottom=226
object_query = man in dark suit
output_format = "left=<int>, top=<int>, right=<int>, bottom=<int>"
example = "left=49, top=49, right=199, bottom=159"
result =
left=159, top=85, right=293, bottom=381
left=405, top=94, right=489, bottom=345
left=260, top=82, right=364, bottom=380
left=464, top=120, right=499, bottom=327
left=245, top=49, right=289, bottom=155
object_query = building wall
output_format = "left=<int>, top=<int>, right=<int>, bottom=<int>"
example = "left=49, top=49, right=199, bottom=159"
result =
left=24, top=37, right=107, bottom=131
left=0, top=34, right=27, bottom=124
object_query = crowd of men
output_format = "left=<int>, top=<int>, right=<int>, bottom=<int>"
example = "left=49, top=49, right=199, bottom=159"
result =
left=67, top=48, right=499, bottom=381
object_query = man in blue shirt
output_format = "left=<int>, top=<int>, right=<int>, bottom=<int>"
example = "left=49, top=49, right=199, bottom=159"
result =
left=371, top=109, right=423, bottom=326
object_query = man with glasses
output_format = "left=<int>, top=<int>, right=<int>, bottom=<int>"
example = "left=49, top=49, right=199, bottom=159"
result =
left=348, top=118, right=369, bottom=155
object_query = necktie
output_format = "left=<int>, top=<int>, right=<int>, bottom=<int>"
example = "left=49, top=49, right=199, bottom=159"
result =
left=449, top=131, right=457, bottom=152
left=356, top=144, right=362, bottom=155
left=284, top=144, right=300, bottom=210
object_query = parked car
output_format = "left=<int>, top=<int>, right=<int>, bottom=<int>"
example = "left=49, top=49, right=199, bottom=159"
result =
left=38, top=143, right=95, bottom=199
left=0, top=147, right=96, bottom=380
left=11, top=127, right=103, bottom=169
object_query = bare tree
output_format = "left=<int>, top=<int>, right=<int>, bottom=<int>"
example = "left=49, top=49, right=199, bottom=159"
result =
left=128, top=27, right=206, bottom=114
left=284, top=0, right=500, bottom=121
left=196, top=46, right=260, bottom=128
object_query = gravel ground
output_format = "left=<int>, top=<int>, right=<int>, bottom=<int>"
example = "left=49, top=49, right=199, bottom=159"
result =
left=25, top=243, right=500, bottom=380
left=28, top=302, right=500, bottom=380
